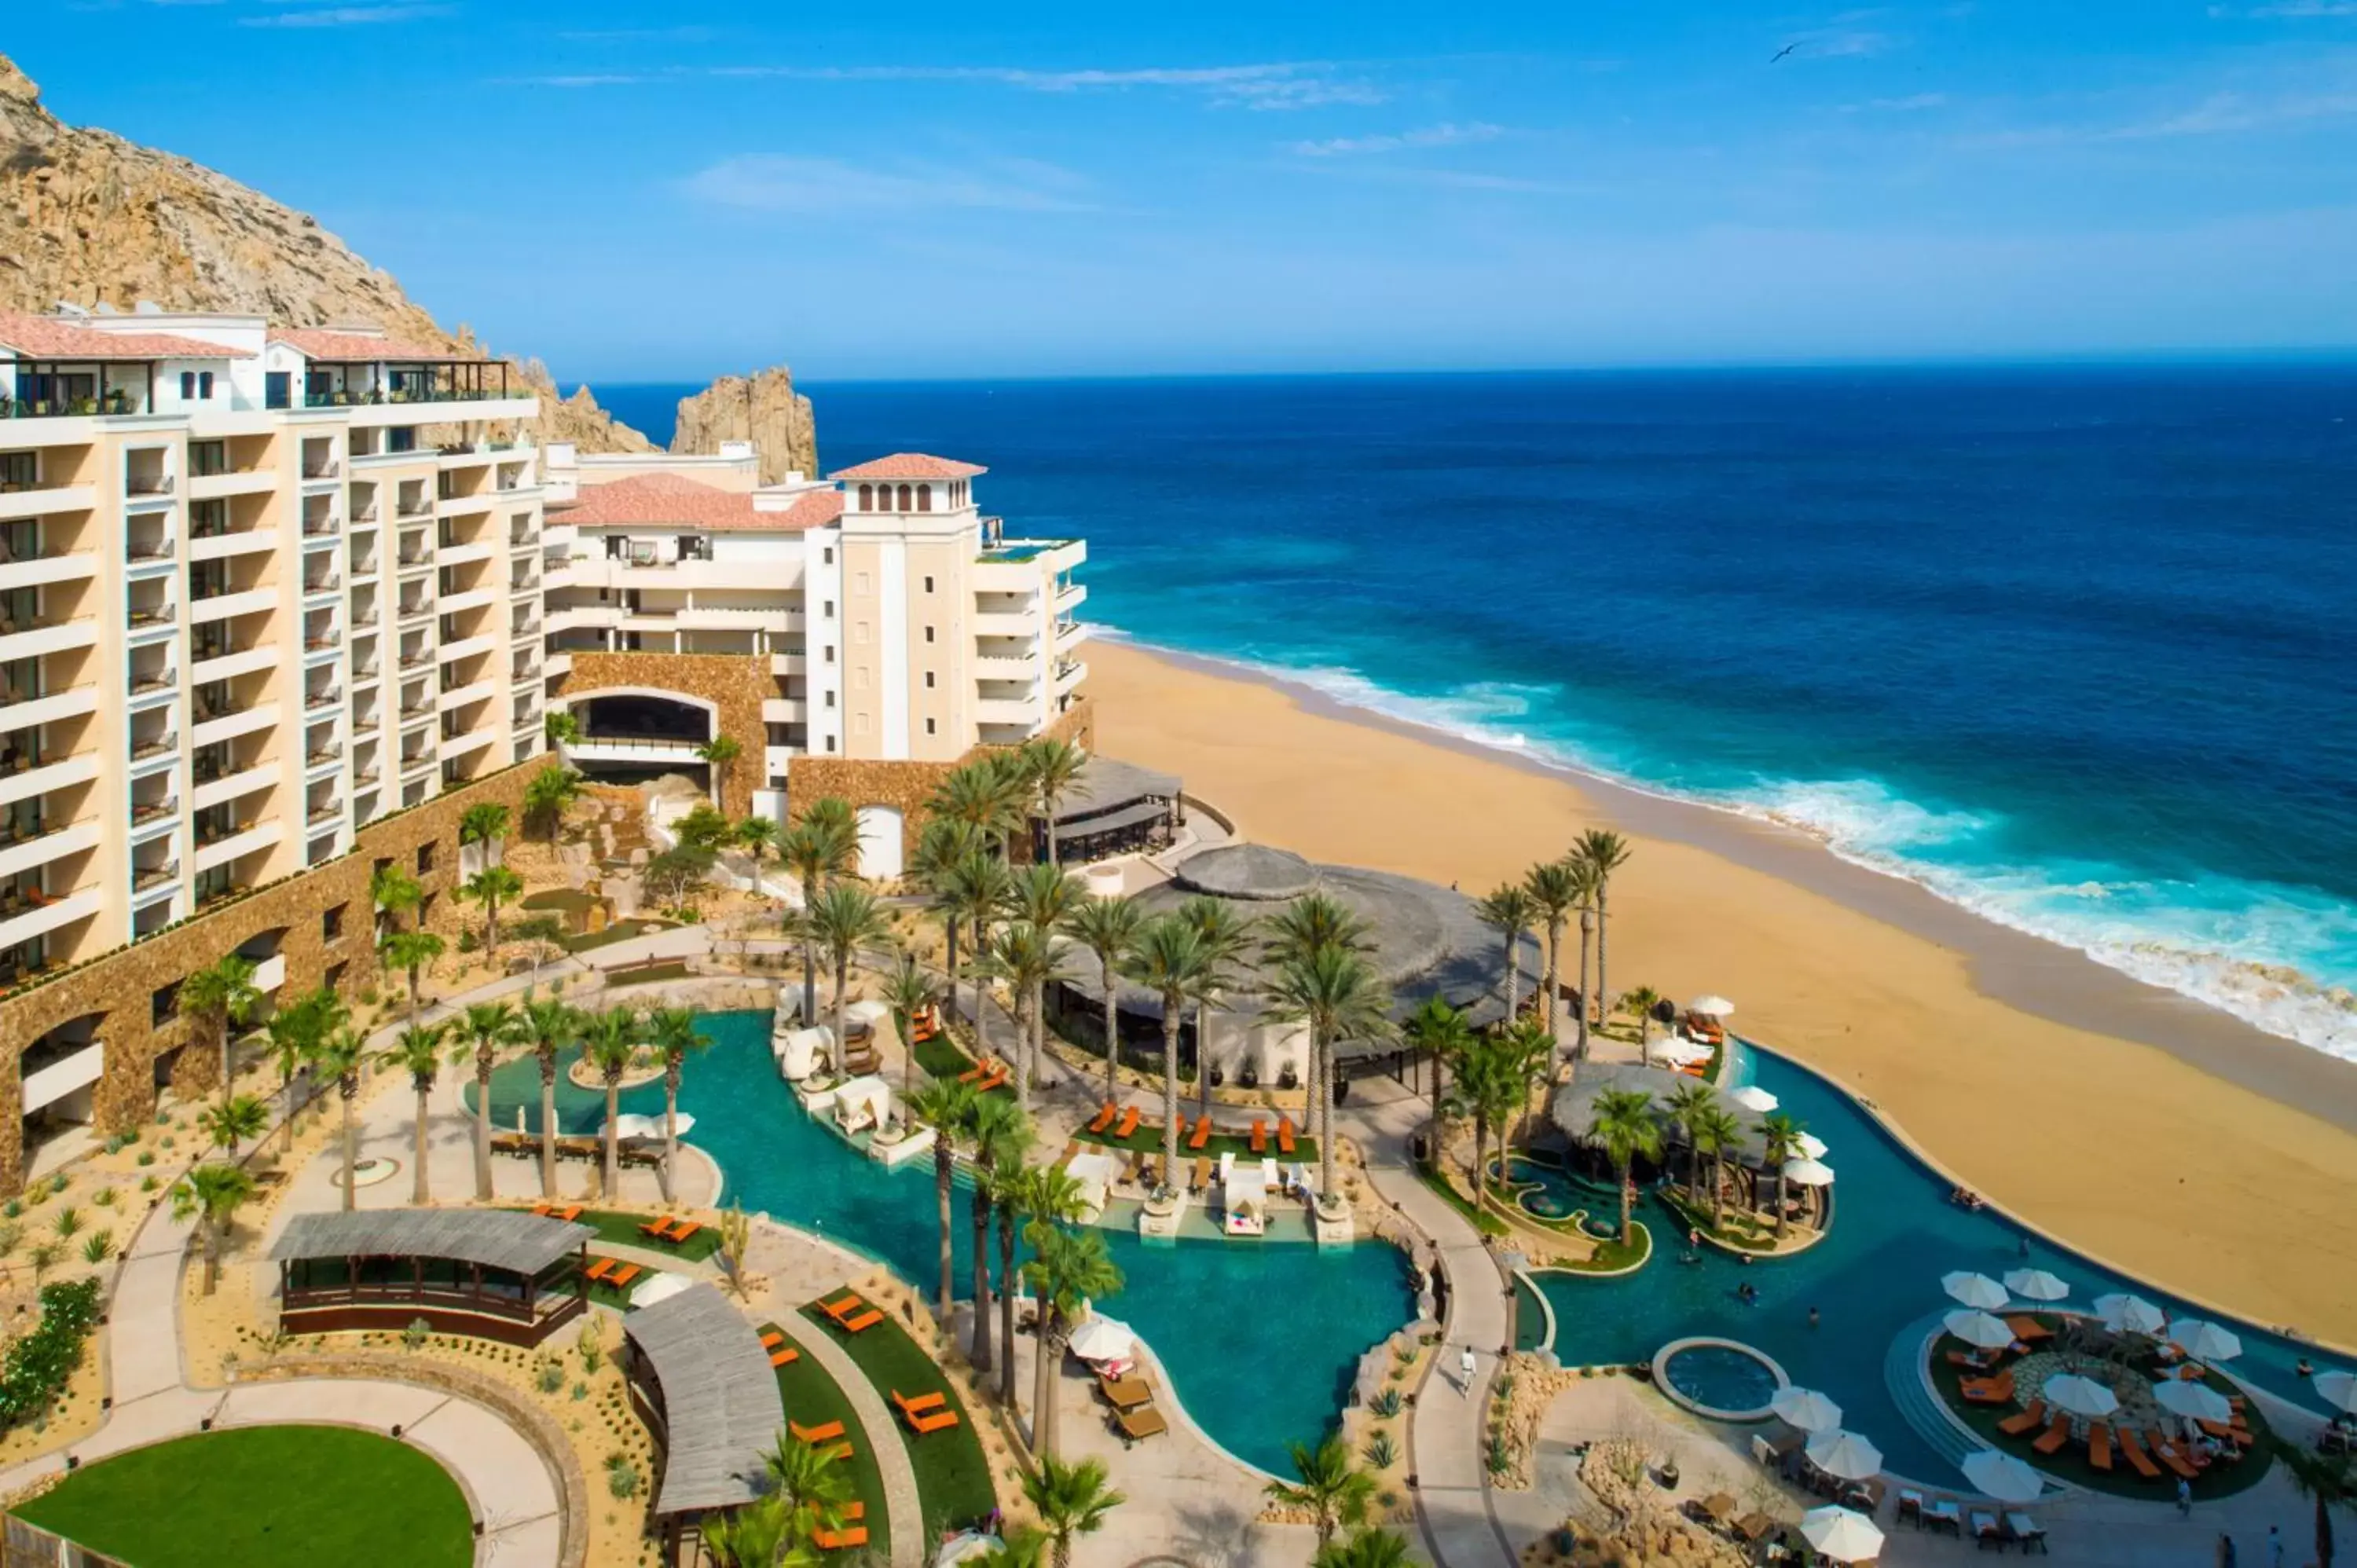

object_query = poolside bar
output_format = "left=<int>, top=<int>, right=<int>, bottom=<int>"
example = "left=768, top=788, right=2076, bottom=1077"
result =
left=269, top=1208, right=593, bottom=1346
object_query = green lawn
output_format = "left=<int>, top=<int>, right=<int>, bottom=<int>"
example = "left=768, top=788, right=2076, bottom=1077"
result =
left=1074, top=1117, right=1320, bottom=1166
left=798, top=1297, right=997, bottom=1538
left=15, top=1427, right=472, bottom=1567
left=764, top=1321, right=891, bottom=1559
left=572, top=1207, right=724, bottom=1262
left=605, top=959, right=694, bottom=987
left=911, top=1029, right=976, bottom=1082
left=1417, top=1160, right=1508, bottom=1237
left=565, top=918, right=662, bottom=954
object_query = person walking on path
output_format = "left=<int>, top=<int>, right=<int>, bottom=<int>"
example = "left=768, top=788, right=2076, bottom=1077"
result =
left=1460, top=1344, right=1479, bottom=1394
left=2217, top=1532, right=2237, bottom=1568
left=2178, top=1476, right=2194, bottom=1518
left=2267, top=1524, right=2283, bottom=1567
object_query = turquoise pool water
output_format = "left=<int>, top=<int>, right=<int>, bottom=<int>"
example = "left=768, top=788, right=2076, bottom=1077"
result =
left=1489, top=1152, right=1619, bottom=1233
left=1661, top=1343, right=1780, bottom=1416
left=1521, top=1041, right=2357, bottom=1486
left=471, top=1011, right=1416, bottom=1475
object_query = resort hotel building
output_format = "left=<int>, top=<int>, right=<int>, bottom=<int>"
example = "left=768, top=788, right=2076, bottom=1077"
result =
left=536, top=441, right=1093, bottom=877
left=0, top=304, right=548, bottom=1188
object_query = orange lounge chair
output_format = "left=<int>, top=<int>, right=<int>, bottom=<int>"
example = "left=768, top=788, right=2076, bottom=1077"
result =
left=790, top=1420, right=846, bottom=1444
left=760, top=1330, right=783, bottom=1349
left=1113, top=1105, right=1141, bottom=1140
left=1250, top=1119, right=1268, bottom=1153
left=812, top=1525, right=869, bottom=1552
left=893, top=1389, right=947, bottom=1418
left=1277, top=1116, right=1296, bottom=1155
left=1961, top=1372, right=2015, bottom=1405
left=841, top=1309, right=883, bottom=1334
left=639, top=1217, right=678, bottom=1240
left=1087, top=1102, right=1116, bottom=1134
left=1189, top=1116, right=1212, bottom=1151
left=770, top=1346, right=800, bottom=1368
left=976, top=1067, right=1010, bottom=1094
left=553, top=1203, right=583, bottom=1221
left=2117, top=1427, right=2164, bottom=1481
left=818, top=1292, right=862, bottom=1321
left=1996, top=1399, right=2047, bottom=1438
left=910, top=1407, right=961, bottom=1434
left=2089, top=1422, right=2113, bottom=1472
left=606, top=1263, right=642, bottom=1289
left=585, top=1258, right=616, bottom=1282
left=2148, top=1430, right=2201, bottom=1481
left=665, top=1221, right=702, bottom=1245
left=2005, top=1315, right=2053, bottom=1343
left=2032, top=1414, right=2070, bottom=1455
left=957, top=1060, right=987, bottom=1083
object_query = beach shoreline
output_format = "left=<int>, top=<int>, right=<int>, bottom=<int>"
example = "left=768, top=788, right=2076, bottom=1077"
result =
left=1085, top=639, right=2357, bottom=1343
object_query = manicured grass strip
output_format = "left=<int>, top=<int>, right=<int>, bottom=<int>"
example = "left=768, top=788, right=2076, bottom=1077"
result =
left=911, top=1029, right=976, bottom=1082
left=564, top=918, right=661, bottom=953
left=1416, top=1160, right=1508, bottom=1237
left=1075, top=1123, right=1320, bottom=1165
left=800, top=1299, right=996, bottom=1539
left=606, top=959, right=694, bottom=987
left=501, top=1206, right=724, bottom=1263
left=764, top=1322, right=891, bottom=1560
left=16, top=1427, right=472, bottom=1568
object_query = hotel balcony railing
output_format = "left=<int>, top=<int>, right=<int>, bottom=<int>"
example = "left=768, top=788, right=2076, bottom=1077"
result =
left=394, top=504, right=433, bottom=522
left=124, top=473, right=174, bottom=496
left=126, top=670, right=174, bottom=698
left=350, top=609, right=379, bottom=630
left=353, top=661, right=381, bottom=681
left=306, top=743, right=341, bottom=767
left=302, top=385, right=512, bottom=409
left=126, top=605, right=175, bottom=631
left=354, top=767, right=380, bottom=786
left=304, top=686, right=340, bottom=711
left=302, top=515, right=340, bottom=537
left=511, top=616, right=541, bottom=636
left=194, top=815, right=269, bottom=849
left=398, top=699, right=434, bottom=721
left=306, top=803, right=340, bottom=827
left=398, top=650, right=433, bottom=672
left=0, top=391, right=145, bottom=419
left=129, top=733, right=177, bottom=763
left=304, top=574, right=340, bottom=595
left=301, top=459, right=341, bottom=480
left=125, top=537, right=174, bottom=564
left=303, top=633, right=339, bottom=654
left=1, top=680, right=89, bottom=712
left=398, top=603, right=433, bottom=625
left=352, top=507, right=379, bottom=524
left=129, top=797, right=177, bottom=827
left=132, top=860, right=178, bottom=892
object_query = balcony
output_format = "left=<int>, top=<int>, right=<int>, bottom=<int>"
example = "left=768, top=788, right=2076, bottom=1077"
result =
left=436, top=537, right=494, bottom=569
left=0, top=617, right=100, bottom=664
left=192, top=699, right=278, bottom=749
left=397, top=647, right=434, bottom=674
left=0, top=816, right=100, bottom=880
left=129, top=794, right=179, bottom=833
left=972, top=610, right=1041, bottom=639
left=1054, top=658, right=1087, bottom=692
left=300, top=458, right=342, bottom=482
left=192, top=760, right=280, bottom=814
left=187, top=526, right=279, bottom=563
left=349, top=606, right=380, bottom=631
left=21, top=1035, right=104, bottom=1116
left=439, top=726, right=495, bottom=760
left=303, top=684, right=341, bottom=713
left=301, top=514, right=341, bottom=542
left=192, top=816, right=281, bottom=873
left=302, top=573, right=341, bottom=599
left=190, top=587, right=273, bottom=625
left=186, top=467, right=277, bottom=502
left=436, top=677, right=495, bottom=713
left=123, top=471, right=174, bottom=502
left=0, top=482, right=97, bottom=525
left=129, top=730, right=178, bottom=768
left=0, top=544, right=96, bottom=594
left=0, top=683, right=97, bottom=736
left=437, top=632, right=495, bottom=666
left=306, top=800, right=342, bottom=829
left=398, top=599, right=434, bottom=625
left=126, top=602, right=178, bottom=642
left=192, top=643, right=275, bottom=686
left=0, top=749, right=99, bottom=811
left=132, top=859, right=178, bottom=897
left=126, top=668, right=177, bottom=708
left=400, top=748, right=437, bottom=775
left=124, top=534, right=176, bottom=574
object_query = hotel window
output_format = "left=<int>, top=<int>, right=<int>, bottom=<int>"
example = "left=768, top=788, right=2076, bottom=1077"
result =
left=925, top=718, right=937, bottom=736
left=823, top=547, right=834, bottom=565
left=823, top=645, right=834, bottom=664
left=324, top=961, right=347, bottom=995
left=416, top=841, right=435, bottom=874
left=923, top=626, right=934, bottom=644
left=923, top=575, right=934, bottom=593
left=824, top=691, right=835, bottom=709
left=924, top=672, right=936, bottom=690
left=179, top=372, right=196, bottom=399
left=916, top=486, right=931, bottom=512
left=823, top=599, right=834, bottom=618
left=152, top=980, right=181, bottom=1028
left=825, top=736, right=836, bottom=753
left=200, top=372, right=214, bottom=399
left=323, top=903, right=346, bottom=943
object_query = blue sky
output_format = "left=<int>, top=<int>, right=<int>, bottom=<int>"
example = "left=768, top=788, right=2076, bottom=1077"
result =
left=15, top=2, right=2357, bottom=379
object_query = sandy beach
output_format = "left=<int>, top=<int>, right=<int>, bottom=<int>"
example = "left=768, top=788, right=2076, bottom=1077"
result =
left=1087, top=639, right=2357, bottom=1346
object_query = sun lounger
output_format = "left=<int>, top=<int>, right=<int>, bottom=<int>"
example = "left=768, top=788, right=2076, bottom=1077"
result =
left=841, top=1309, right=882, bottom=1334
left=812, top=1525, right=869, bottom=1551
left=639, top=1218, right=676, bottom=1240
left=2006, top=1512, right=2048, bottom=1554
left=1123, top=1147, right=1146, bottom=1185
left=1189, top=1156, right=1211, bottom=1193
left=2088, top=1421, right=2113, bottom=1472
left=1277, top=1116, right=1296, bottom=1155
left=2006, top=1314, right=2054, bottom=1343
left=760, top=1330, right=783, bottom=1349
left=1189, top=1116, right=1211, bottom=1151
left=1970, top=1511, right=2002, bottom=1548
left=1087, top=1102, right=1116, bottom=1134
left=1998, top=1399, right=2048, bottom=1437
left=605, top=1263, right=642, bottom=1289
left=910, top=1407, right=960, bottom=1434
left=1113, top=1105, right=1141, bottom=1140
left=1962, top=1372, right=2015, bottom=1405
left=893, top=1389, right=947, bottom=1417
left=585, top=1258, right=616, bottom=1282
left=2032, top=1413, right=2070, bottom=1455
left=2117, top=1426, right=2163, bottom=1480
left=819, top=1292, right=862, bottom=1322
left=790, top=1420, right=846, bottom=1444
left=1100, top=1375, right=1154, bottom=1410
left=957, top=1060, right=988, bottom=1083
left=665, top=1221, right=701, bottom=1244
left=2146, top=1429, right=2201, bottom=1481
left=975, top=1067, right=1009, bottom=1093
left=1926, top=1499, right=1964, bottom=1536
left=1115, top=1405, right=1169, bottom=1445
left=1250, top=1119, right=1267, bottom=1153
left=770, top=1346, right=799, bottom=1367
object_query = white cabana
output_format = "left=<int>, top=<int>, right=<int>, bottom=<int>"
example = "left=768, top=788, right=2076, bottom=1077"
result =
left=2313, top=1370, right=2357, bottom=1415
left=933, top=1533, right=1003, bottom=1567
left=2169, top=1319, right=2243, bottom=1364
left=1732, top=1085, right=1778, bottom=1113
left=2003, top=1269, right=2069, bottom=1302
left=1067, top=1314, right=1136, bottom=1363
left=630, top=1272, right=694, bottom=1310
left=1064, top=1150, right=1120, bottom=1214
left=1799, top=1506, right=1883, bottom=1563
left=2095, top=1293, right=2167, bottom=1335
left=2154, top=1379, right=2233, bottom=1425
left=1805, top=1430, right=1884, bottom=1481
left=845, top=998, right=892, bottom=1036
left=1655, top=1039, right=1714, bottom=1067
left=1943, top=1271, right=2011, bottom=1311
left=832, top=1075, right=892, bottom=1134
left=1687, top=995, right=1736, bottom=1017
left=2043, top=1374, right=2120, bottom=1420
left=1221, top=1152, right=1271, bottom=1236
left=609, top=1112, right=692, bottom=1141
left=1961, top=1449, right=2045, bottom=1503
left=1945, top=1310, right=2016, bottom=1350
left=776, top=1025, right=830, bottom=1081
left=1783, top=1158, right=1835, bottom=1188
left=1771, top=1386, right=1844, bottom=1433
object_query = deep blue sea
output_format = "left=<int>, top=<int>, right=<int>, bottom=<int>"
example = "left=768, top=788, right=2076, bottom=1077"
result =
left=594, top=368, right=2357, bottom=1059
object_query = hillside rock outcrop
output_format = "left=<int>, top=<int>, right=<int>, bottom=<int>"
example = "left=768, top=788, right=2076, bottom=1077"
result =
left=670, top=368, right=819, bottom=482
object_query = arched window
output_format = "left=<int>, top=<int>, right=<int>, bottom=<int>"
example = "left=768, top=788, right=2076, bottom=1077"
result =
left=858, top=483, right=873, bottom=511
left=916, top=485, right=931, bottom=512
left=892, top=484, right=908, bottom=511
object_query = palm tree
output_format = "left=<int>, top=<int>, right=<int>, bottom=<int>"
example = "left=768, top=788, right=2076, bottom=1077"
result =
left=1497, top=1013, right=1556, bottom=1151
left=197, top=1093, right=269, bottom=1158
left=1021, top=1453, right=1125, bottom=1568
left=2272, top=1439, right=2356, bottom=1568
left=1061, top=894, right=1143, bottom=1105
left=1474, top=882, right=1537, bottom=1019
left=929, top=760, right=1028, bottom=859
left=1260, top=891, right=1374, bottom=968
left=580, top=1006, right=642, bottom=1199
left=460, top=864, right=524, bottom=954
left=264, top=986, right=343, bottom=1157
left=918, top=820, right=988, bottom=1031
left=457, top=1002, right=519, bottom=1201
left=376, top=1022, right=449, bottom=1205
left=522, top=762, right=581, bottom=841
left=973, top=1531, right=1048, bottom=1568
left=762, top=1427, right=858, bottom=1541
left=988, top=1130, right=1044, bottom=1409
left=1662, top=1079, right=1718, bottom=1203
left=1403, top=995, right=1471, bottom=1134
left=948, top=851, right=1014, bottom=1067
left=517, top=992, right=578, bottom=1198
left=170, top=1162, right=256, bottom=1294
left=1574, top=829, right=1632, bottom=1040
left=700, top=1500, right=805, bottom=1568
left=1760, top=1111, right=1806, bottom=1240
left=1020, top=1224, right=1122, bottom=1461
left=1523, top=859, right=1582, bottom=1057
left=1619, top=984, right=1666, bottom=1064
left=1263, top=945, right=1394, bottom=1203
left=314, top=1025, right=368, bottom=1211
left=1445, top=1034, right=1527, bottom=1217
left=882, top=956, right=939, bottom=1101
left=695, top=734, right=742, bottom=808
left=1265, top=1435, right=1378, bottom=1552
left=736, top=814, right=780, bottom=899
left=177, top=954, right=261, bottom=1105
left=907, top=1079, right=977, bottom=1322
left=1563, top=855, right=1602, bottom=1061
left=988, top=922, right=1067, bottom=1112
left=543, top=708, right=581, bottom=748
left=961, top=1095, right=1028, bottom=1377
left=1001, top=1162, right=1088, bottom=1421
left=1003, top=863, right=1083, bottom=1098
left=1316, top=1530, right=1417, bottom=1568
left=459, top=800, right=511, bottom=856
left=647, top=1005, right=712, bottom=1204
left=1120, top=915, right=1214, bottom=1181
left=372, top=861, right=423, bottom=937
left=380, top=929, right=445, bottom=1024
left=1689, top=1104, right=1742, bottom=1230
left=1175, top=896, right=1252, bottom=1120
left=780, top=813, right=860, bottom=1024
left=1019, top=738, right=1091, bottom=867
left=808, top=883, right=891, bottom=1065
left=1591, top=1087, right=1660, bottom=1247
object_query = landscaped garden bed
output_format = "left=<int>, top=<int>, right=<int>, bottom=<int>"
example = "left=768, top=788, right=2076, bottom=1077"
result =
left=797, top=1297, right=996, bottom=1539
left=764, top=1321, right=891, bottom=1559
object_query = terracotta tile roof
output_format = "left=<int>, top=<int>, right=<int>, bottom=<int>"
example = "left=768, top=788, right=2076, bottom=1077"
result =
left=827, top=452, right=988, bottom=481
left=552, top=473, right=845, bottom=532
left=0, top=310, right=248, bottom=361
left=268, top=327, right=477, bottom=362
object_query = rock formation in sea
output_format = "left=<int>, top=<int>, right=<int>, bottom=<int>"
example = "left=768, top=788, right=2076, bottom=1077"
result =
left=670, top=368, right=820, bottom=482
left=0, top=49, right=653, bottom=454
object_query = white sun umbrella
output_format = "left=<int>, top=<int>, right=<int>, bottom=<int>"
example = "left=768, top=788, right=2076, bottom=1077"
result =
left=2170, top=1319, right=2243, bottom=1364
left=1945, top=1310, right=2016, bottom=1350
left=2314, top=1370, right=2357, bottom=1416
left=1783, top=1158, right=1835, bottom=1188
left=1795, top=1131, right=1830, bottom=1160
left=1771, top=1386, right=1844, bottom=1433
left=1732, top=1085, right=1779, bottom=1113
left=1655, top=1038, right=1713, bottom=1067
left=2004, top=1269, right=2069, bottom=1303
left=1799, top=1506, right=1884, bottom=1564
left=1806, top=1429, right=1885, bottom=1482
left=1687, top=995, right=1736, bottom=1017
left=610, top=1111, right=693, bottom=1139
left=2044, top=1374, right=2120, bottom=1420
left=1962, top=1449, right=2046, bottom=1504
left=2095, top=1293, right=2167, bottom=1335
left=2154, top=1379, right=2233, bottom=1424
left=1943, top=1271, right=2011, bottom=1312
left=1065, top=1314, right=1136, bottom=1363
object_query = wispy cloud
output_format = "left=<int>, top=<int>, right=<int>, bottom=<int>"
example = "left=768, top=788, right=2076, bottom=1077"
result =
left=2113, top=89, right=2357, bottom=137
left=556, top=25, right=715, bottom=42
left=683, top=155, right=1106, bottom=214
left=1288, top=122, right=1505, bottom=157
left=1773, top=27, right=1897, bottom=62
left=242, top=2, right=445, bottom=24
left=515, top=59, right=1385, bottom=109
left=1839, top=92, right=1950, bottom=112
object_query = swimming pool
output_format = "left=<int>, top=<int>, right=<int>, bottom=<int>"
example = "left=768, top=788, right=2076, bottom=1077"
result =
left=1520, top=1040, right=2356, bottom=1487
left=1486, top=1152, right=1620, bottom=1236
left=1659, top=1341, right=1783, bottom=1420
left=471, top=1011, right=1417, bottom=1475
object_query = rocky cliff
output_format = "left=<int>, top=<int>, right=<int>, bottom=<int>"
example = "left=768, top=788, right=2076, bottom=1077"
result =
left=0, top=51, right=653, bottom=453
left=670, top=368, right=819, bottom=482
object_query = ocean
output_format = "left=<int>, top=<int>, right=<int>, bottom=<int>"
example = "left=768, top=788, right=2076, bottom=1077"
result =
left=593, top=368, right=2357, bottom=1060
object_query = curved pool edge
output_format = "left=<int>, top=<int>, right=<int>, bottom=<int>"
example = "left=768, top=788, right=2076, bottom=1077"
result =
left=1514, top=1267, right=1560, bottom=1357
left=1651, top=1336, right=1788, bottom=1423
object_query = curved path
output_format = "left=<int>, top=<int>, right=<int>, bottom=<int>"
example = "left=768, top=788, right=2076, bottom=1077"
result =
left=782, top=1313, right=925, bottom=1568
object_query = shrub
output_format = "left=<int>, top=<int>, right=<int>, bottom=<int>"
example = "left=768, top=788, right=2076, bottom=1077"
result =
left=604, top=1453, right=640, bottom=1500
left=51, top=1207, right=80, bottom=1240
left=1370, top=1388, right=1402, bottom=1418
left=0, top=1280, right=101, bottom=1427
left=140, top=1175, right=159, bottom=1192
left=136, top=1152, right=156, bottom=1167
left=402, top=1317, right=431, bottom=1352
left=1486, top=1434, right=1512, bottom=1475
left=456, top=927, right=479, bottom=954
left=0, top=1200, right=16, bottom=1220
left=49, top=1175, right=65, bottom=1196
left=93, top=1187, right=115, bottom=1209
left=571, top=1382, right=589, bottom=1401
left=1364, top=1432, right=1399, bottom=1469
left=576, top=1321, right=604, bottom=1375
left=80, top=1232, right=113, bottom=1266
